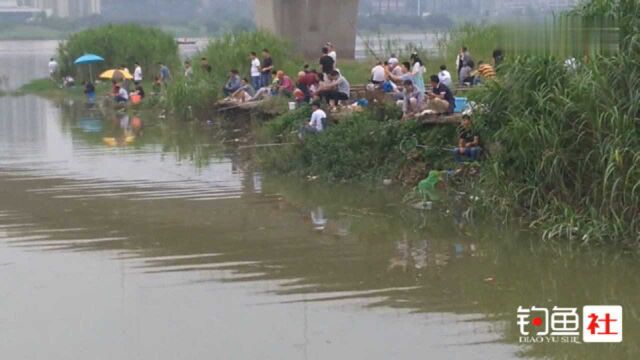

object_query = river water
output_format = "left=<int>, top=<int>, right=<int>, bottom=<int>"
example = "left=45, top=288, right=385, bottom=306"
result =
left=0, top=41, right=638, bottom=360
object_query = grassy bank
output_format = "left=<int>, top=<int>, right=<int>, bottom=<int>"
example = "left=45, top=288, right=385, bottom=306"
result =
left=257, top=103, right=458, bottom=185
left=15, top=78, right=89, bottom=99
left=472, top=0, right=640, bottom=245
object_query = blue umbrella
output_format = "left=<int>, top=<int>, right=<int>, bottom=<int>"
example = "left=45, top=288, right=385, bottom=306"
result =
left=74, top=54, right=104, bottom=65
left=74, top=54, right=104, bottom=81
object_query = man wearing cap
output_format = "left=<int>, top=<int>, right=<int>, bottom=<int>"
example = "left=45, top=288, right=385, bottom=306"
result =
left=388, top=57, right=403, bottom=77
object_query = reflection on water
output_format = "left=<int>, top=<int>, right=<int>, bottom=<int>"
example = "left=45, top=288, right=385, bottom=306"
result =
left=1, top=43, right=639, bottom=360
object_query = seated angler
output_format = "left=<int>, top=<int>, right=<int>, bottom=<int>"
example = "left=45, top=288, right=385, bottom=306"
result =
left=300, top=100, right=327, bottom=139
left=316, top=70, right=350, bottom=110
left=231, top=78, right=256, bottom=103
left=114, top=85, right=129, bottom=104
left=453, top=115, right=482, bottom=162
left=274, top=70, right=294, bottom=96
left=426, top=75, right=455, bottom=115
left=472, top=61, right=496, bottom=85
left=401, top=80, right=423, bottom=120
left=223, top=69, right=242, bottom=97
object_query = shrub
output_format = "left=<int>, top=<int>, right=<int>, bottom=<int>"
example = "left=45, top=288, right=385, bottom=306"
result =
left=56, top=24, right=180, bottom=80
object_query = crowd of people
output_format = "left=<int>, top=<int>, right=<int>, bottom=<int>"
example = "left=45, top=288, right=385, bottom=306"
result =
left=220, top=43, right=352, bottom=112
left=229, top=44, right=498, bottom=122
left=50, top=40, right=498, bottom=163
left=215, top=41, right=497, bottom=162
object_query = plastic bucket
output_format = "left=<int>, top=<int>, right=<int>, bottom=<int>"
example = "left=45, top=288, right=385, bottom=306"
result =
left=131, top=94, right=142, bottom=105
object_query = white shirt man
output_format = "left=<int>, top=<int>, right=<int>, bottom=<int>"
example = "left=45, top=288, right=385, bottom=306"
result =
left=134, top=65, right=143, bottom=83
left=371, top=63, right=386, bottom=83
left=326, top=42, right=337, bottom=64
left=309, top=107, right=327, bottom=132
left=328, top=50, right=337, bottom=63
left=48, top=58, right=58, bottom=77
left=438, top=68, right=452, bottom=88
left=250, top=57, right=261, bottom=77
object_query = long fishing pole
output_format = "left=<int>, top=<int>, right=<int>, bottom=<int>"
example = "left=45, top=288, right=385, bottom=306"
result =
left=348, top=20, right=382, bottom=63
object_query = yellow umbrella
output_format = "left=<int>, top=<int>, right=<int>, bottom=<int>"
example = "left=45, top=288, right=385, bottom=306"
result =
left=99, top=69, right=134, bottom=80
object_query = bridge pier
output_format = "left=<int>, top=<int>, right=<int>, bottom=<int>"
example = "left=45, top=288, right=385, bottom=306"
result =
left=254, top=0, right=360, bottom=59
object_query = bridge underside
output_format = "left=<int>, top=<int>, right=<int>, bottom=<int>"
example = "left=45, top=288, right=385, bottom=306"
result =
left=254, top=0, right=360, bottom=59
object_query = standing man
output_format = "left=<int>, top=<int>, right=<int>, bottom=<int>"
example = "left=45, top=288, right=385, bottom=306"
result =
left=326, top=42, right=337, bottom=64
left=260, top=49, right=274, bottom=91
left=457, top=46, right=474, bottom=83
left=133, top=62, right=143, bottom=86
left=48, top=58, right=58, bottom=81
left=249, top=52, right=261, bottom=90
left=158, top=62, right=171, bottom=87
left=319, top=46, right=335, bottom=82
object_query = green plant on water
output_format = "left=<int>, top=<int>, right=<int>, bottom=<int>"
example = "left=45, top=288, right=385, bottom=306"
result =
left=56, top=24, right=180, bottom=81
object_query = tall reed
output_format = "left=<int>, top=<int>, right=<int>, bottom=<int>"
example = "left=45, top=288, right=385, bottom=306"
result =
left=196, top=31, right=301, bottom=82
left=56, top=24, right=180, bottom=80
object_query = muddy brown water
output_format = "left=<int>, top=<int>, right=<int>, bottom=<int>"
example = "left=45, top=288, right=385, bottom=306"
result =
left=0, top=41, right=638, bottom=360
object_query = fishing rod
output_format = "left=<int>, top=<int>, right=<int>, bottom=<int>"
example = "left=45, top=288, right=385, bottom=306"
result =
left=237, top=143, right=294, bottom=150
left=348, top=20, right=382, bottom=63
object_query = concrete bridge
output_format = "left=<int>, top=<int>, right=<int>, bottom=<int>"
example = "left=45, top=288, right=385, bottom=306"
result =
left=254, top=0, right=360, bottom=59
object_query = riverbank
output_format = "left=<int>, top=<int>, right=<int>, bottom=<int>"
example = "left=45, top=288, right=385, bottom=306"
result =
left=15, top=14, right=640, bottom=248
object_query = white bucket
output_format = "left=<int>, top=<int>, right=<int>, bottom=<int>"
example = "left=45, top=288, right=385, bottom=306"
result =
left=288, top=102, right=296, bottom=111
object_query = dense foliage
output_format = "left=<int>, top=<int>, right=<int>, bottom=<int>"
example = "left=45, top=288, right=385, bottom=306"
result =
left=472, top=0, right=640, bottom=245
left=56, top=24, right=180, bottom=79
left=259, top=104, right=457, bottom=183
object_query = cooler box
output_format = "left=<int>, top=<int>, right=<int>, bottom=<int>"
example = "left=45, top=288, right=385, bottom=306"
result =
left=454, top=97, right=468, bottom=113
